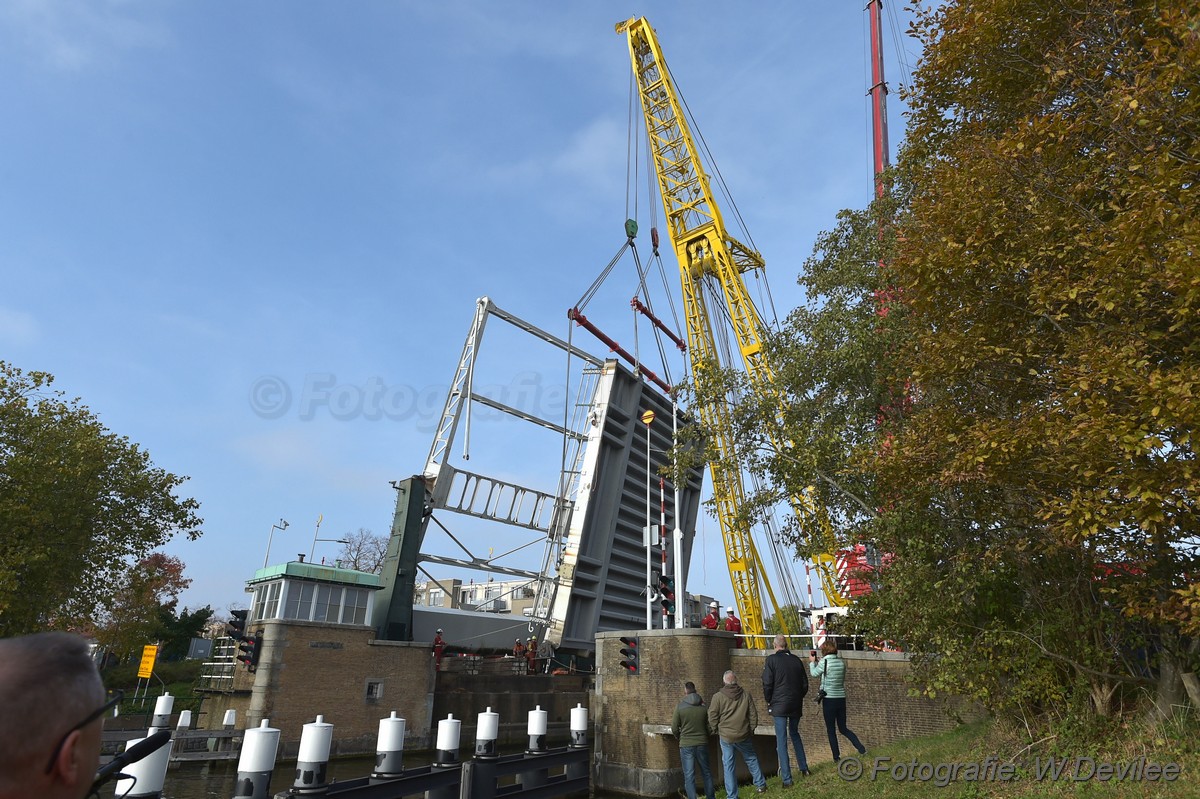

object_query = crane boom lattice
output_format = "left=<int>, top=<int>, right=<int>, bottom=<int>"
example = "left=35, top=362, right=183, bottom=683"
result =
left=617, top=17, right=849, bottom=644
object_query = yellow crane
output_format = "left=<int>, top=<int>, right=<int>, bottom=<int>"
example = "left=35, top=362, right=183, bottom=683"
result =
left=616, top=17, right=849, bottom=645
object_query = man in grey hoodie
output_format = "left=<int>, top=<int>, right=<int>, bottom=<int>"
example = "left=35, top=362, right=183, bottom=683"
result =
left=708, top=671, right=768, bottom=797
left=672, top=681, right=716, bottom=799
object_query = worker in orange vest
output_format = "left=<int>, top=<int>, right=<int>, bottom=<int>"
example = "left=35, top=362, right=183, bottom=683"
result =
left=701, top=601, right=721, bottom=630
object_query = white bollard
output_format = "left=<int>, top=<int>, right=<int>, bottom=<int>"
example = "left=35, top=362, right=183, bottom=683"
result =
left=232, top=720, right=279, bottom=799
left=373, top=711, right=406, bottom=777
left=294, top=715, right=334, bottom=791
left=434, top=714, right=460, bottom=766
left=177, top=709, right=193, bottom=731
left=427, top=715, right=462, bottom=799
left=567, top=704, right=589, bottom=781
left=150, top=693, right=174, bottom=731
left=114, top=734, right=171, bottom=798
left=519, top=705, right=551, bottom=791
left=475, top=707, right=500, bottom=759
left=216, top=708, right=237, bottom=753
left=570, top=704, right=588, bottom=748
left=526, top=705, right=548, bottom=754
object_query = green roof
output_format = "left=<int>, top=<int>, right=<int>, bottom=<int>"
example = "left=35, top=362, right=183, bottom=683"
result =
left=249, top=561, right=383, bottom=588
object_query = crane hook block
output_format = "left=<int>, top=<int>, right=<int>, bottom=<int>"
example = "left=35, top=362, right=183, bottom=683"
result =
left=624, top=219, right=638, bottom=240
left=651, top=227, right=660, bottom=254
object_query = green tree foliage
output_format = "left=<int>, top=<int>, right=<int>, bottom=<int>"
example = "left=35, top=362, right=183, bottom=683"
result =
left=763, top=604, right=810, bottom=638
left=156, top=604, right=215, bottom=661
left=0, top=363, right=202, bottom=635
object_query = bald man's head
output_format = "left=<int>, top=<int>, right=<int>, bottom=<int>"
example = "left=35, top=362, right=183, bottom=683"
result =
left=0, top=632, right=105, bottom=799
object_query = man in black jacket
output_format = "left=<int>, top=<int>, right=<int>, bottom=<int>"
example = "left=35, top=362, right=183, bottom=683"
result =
left=761, top=634, right=810, bottom=785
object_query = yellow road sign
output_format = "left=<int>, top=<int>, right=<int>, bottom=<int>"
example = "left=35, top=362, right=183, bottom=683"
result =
left=640, top=409, right=656, bottom=426
left=137, top=644, right=159, bottom=679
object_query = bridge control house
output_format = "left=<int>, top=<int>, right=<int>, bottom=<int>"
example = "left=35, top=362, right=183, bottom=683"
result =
left=245, top=560, right=382, bottom=628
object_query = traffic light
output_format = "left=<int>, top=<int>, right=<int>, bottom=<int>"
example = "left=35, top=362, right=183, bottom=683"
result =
left=236, top=631, right=262, bottom=671
left=226, top=609, right=248, bottom=641
left=657, top=574, right=676, bottom=615
left=618, top=636, right=639, bottom=675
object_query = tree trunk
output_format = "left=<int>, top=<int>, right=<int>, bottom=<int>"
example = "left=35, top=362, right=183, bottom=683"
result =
left=1182, top=672, right=1200, bottom=711
left=1088, top=678, right=1117, bottom=717
left=1149, top=650, right=1186, bottom=722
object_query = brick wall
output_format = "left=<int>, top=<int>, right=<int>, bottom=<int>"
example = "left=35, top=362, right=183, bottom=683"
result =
left=434, top=672, right=591, bottom=746
left=198, top=619, right=436, bottom=759
left=596, top=629, right=984, bottom=797
left=201, top=620, right=594, bottom=760
left=595, top=628, right=735, bottom=796
left=199, top=620, right=980, bottom=791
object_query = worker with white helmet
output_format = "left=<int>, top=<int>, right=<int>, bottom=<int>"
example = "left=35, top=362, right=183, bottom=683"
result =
left=701, top=601, right=721, bottom=630
left=433, top=628, right=446, bottom=669
left=724, top=607, right=743, bottom=648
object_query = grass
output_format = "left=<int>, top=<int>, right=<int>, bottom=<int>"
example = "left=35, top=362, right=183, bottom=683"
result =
left=718, top=715, right=1196, bottom=798
left=102, top=659, right=205, bottom=715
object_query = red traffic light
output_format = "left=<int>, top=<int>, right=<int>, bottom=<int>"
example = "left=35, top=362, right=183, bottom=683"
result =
left=618, top=635, right=639, bottom=675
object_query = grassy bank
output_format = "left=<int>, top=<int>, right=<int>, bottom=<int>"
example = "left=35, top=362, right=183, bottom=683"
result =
left=739, top=716, right=1194, bottom=798
left=102, top=659, right=205, bottom=715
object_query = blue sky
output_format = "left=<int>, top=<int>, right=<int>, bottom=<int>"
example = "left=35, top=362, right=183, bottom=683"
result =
left=1, top=2, right=919, bottom=618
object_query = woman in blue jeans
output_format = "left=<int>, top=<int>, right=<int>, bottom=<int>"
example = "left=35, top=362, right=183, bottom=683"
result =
left=809, top=640, right=867, bottom=761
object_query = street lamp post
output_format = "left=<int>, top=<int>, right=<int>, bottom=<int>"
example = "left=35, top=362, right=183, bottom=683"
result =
left=641, top=409, right=656, bottom=631
left=311, top=538, right=350, bottom=564
left=307, top=514, right=350, bottom=561
left=672, top=398, right=684, bottom=628
left=263, top=519, right=289, bottom=569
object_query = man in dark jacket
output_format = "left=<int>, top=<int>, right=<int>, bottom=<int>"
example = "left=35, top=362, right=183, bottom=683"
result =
left=708, top=671, right=767, bottom=797
left=762, top=634, right=810, bottom=785
left=672, top=681, right=716, bottom=799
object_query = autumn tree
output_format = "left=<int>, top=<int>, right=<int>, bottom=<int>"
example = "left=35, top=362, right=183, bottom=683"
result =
left=0, top=363, right=203, bottom=635
left=93, top=553, right=194, bottom=660
left=683, top=0, right=1198, bottom=725
left=337, top=528, right=388, bottom=574
left=875, top=0, right=1199, bottom=718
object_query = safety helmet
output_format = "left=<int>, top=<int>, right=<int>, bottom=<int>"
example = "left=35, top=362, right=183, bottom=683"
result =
left=726, top=607, right=734, bottom=613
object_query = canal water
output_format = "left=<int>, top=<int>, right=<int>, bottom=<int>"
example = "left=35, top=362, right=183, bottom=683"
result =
left=104, top=752, right=614, bottom=798
left=110, top=755, right=379, bottom=798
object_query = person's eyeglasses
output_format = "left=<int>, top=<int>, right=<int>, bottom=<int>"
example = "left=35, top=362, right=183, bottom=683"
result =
left=44, top=689, right=124, bottom=774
